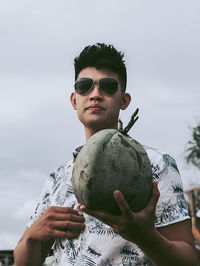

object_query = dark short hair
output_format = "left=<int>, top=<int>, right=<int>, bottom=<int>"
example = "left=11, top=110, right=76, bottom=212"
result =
left=74, top=43, right=127, bottom=91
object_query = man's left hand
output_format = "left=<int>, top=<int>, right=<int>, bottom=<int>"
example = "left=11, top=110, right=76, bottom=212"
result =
left=78, top=181, right=160, bottom=245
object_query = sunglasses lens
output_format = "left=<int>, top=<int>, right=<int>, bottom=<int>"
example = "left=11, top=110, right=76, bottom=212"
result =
left=99, top=78, right=118, bottom=95
left=75, top=78, right=93, bottom=95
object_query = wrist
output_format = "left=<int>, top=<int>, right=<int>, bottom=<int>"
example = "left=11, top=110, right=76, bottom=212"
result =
left=136, top=227, right=171, bottom=252
left=24, top=228, right=42, bottom=246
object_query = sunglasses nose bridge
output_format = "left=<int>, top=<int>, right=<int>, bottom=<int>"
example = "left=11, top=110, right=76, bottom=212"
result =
left=90, top=80, right=102, bottom=94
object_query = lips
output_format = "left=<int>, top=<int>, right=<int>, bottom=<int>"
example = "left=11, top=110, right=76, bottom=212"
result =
left=86, top=105, right=105, bottom=111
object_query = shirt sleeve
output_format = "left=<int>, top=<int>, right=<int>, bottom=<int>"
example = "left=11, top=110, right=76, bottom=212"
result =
left=27, top=170, right=57, bottom=227
left=152, top=153, right=190, bottom=227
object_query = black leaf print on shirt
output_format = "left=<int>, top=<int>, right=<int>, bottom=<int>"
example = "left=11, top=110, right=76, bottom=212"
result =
left=162, top=154, right=179, bottom=173
left=177, top=200, right=189, bottom=215
left=120, top=244, right=140, bottom=265
left=65, top=239, right=81, bottom=266
left=88, top=216, right=114, bottom=237
left=87, top=245, right=101, bottom=257
left=172, top=184, right=183, bottom=194
left=151, top=163, right=162, bottom=180
left=66, top=184, right=74, bottom=198
left=33, top=192, right=50, bottom=216
left=50, top=167, right=63, bottom=185
left=172, top=184, right=188, bottom=211
left=50, top=171, right=56, bottom=182
left=55, top=184, right=74, bottom=206
left=42, top=192, right=50, bottom=204
left=159, top=202, right=177, bottom=224
left=101, top=258, right=114, bottom=266
left=53, top=182, right=61, bottom=195
left=83, top=255, right=97, bottom=266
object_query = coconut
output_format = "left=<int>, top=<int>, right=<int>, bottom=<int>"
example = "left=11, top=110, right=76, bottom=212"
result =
left=71, top=129, right=152, bottom=215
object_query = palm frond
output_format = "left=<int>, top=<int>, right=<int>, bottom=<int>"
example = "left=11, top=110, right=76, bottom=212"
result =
left=185, top=123, right=200, bottom=169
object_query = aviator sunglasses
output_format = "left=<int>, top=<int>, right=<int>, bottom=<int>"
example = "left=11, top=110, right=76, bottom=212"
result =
left=74, top=77, right=120, bottom=95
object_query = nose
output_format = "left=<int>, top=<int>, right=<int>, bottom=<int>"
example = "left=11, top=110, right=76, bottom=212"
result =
left=89, top=82, right=103, bottom=101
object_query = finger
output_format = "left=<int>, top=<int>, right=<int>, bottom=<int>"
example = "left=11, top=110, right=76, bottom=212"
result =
left=53, top=206, right=81, bottom=215
left=145, top=181, right=160, bottom=212
left=111, top=226, right=120, bottom=234
left=113, top=190, right=132, bottom=217
left=78, top=204, right=86, bottom=211
left=53, top=221, right=85, bottom=231
left=52, top=229, right=80, bottom=239
left=50, top=213, right=85, bottom=222
left=79, top=207, right=117, bottom=226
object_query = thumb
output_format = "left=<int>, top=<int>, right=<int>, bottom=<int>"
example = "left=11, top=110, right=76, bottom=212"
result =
left=146, top=181, right=160, bottom=212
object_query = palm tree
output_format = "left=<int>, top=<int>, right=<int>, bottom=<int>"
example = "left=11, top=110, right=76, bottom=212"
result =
left=185, top=123, right=200, bottom=169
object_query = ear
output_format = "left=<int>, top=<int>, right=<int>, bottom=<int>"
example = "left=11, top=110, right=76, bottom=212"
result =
left=70, top=92, right=77, bottom=110
left=120, top=93, right=131, bottom=110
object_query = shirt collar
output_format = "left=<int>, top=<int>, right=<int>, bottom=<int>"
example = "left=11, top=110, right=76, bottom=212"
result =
left=72, top=146, right=83, bottom=162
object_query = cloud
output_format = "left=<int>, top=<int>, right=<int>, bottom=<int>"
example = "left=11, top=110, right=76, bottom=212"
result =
left=179, top=163, right=200, bottom=190
left=0, top=169, right=47, bottom=249
left=14, top=199, right=37, bottom=221
left=0, top=233, right=20, bottom=250
left=0, top=75, right=72, bottom=123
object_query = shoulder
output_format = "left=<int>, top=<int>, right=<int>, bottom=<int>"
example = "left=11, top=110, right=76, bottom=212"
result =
left=142, top=145, right=180, bottom=181
left=142, top=145, right=190, bottom=227
left=49, top=159, right=74, bottom=184
left=142, top=144, right=177, bottom=168
left=38, top=159, right=74, bottom=199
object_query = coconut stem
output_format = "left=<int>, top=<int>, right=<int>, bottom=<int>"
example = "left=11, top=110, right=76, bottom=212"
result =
left=118, top=108, right=139, bottom=135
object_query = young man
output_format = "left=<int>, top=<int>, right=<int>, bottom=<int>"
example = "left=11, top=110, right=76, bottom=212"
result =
left=14, top=43, right=198, bottom=265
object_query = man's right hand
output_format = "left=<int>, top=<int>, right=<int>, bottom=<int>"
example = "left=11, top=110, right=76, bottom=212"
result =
left=14, top=206, right=85, bottom=265
left=28, top=206, right=86, bottom=241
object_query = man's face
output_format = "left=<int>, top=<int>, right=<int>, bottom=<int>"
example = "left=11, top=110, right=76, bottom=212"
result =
left=70, top=67, right=130, bottom=132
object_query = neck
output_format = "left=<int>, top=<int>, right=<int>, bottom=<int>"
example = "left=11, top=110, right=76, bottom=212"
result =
left=85, top=128, right=99, bottom=141
left=84, top=124, right=118, bottom=141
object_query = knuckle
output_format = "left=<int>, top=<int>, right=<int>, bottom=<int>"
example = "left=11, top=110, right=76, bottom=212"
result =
left=67, top=214, right=73, bottom=220
left=46, top=213, right=54, bottom=220
left=65, top=221, right=70, bottom=227
left=46, top=220, right=53, bottom=229
left=46, top=227, right=53, bottom=235
left=66, top=232, right=79, bottom=239
left=65, top=207, right=71, bottom=212
left=82, top=223, right=86, bottom=228
left=60, top=232, right=67, bottom=238
left=48, top=206, right=55, bottom=212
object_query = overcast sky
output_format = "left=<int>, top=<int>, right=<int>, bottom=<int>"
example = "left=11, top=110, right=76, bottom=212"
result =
left=0, top=0, right=200, bottom=250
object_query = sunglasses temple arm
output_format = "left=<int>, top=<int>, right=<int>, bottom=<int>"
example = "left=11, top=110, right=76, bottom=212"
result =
left=118, top=108, right=139, bottom=135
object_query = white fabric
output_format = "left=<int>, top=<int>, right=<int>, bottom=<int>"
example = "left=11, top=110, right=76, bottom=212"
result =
left=196, top=209, right=200, bottom=218
left=28, top=145, right=190, bottom=265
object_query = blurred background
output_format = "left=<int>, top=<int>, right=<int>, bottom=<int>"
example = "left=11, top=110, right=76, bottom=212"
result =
left=0, top=0, right=200, bottom=251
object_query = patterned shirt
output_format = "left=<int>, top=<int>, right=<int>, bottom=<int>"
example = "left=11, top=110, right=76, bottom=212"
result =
left=28, top=145, right=190, bottom=265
